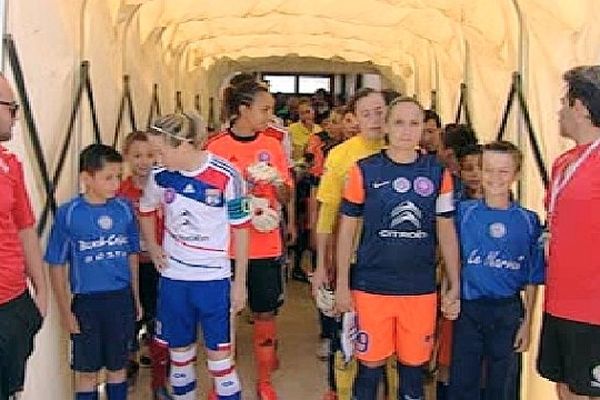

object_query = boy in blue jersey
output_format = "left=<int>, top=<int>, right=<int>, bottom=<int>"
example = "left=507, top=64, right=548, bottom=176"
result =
left=140, top=113, right=250, bottom=400
left=46, top=144, right=142, bottom=400
left=448, top=141, right=545, bottom=400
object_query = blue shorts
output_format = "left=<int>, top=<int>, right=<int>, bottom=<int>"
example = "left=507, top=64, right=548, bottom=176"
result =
left=158, top=277, right=231, bottom=351
left=71, top=288, right=135, bottom=372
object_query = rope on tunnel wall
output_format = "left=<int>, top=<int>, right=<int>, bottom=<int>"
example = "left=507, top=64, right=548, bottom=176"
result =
left=112, top=74, right=137, bottom=149
left=497, top=72, right=549, bottom=190
left=208, top=97, right=216, bottom=131
left=146, top=83, right=161, bottom=128
left=38, top=61, right=102, bottom=234
left=3, top=34, right=55, bottom=236
left=194, top=93, right=201, bottom=113
left=175, top=90, right=183, bottom=113
left=430, top=89, right=437, bottom=111
left=455, top=83, right=472, bottom=126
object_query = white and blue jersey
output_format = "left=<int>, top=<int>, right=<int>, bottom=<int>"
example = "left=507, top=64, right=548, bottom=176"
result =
left=456, top=199, right=545, bottom=300
left=45, top=196, right=140, bottom=294
left=139, top=152, right=250, bottom=282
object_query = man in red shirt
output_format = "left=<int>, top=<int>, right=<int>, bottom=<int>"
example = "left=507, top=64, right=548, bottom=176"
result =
left=0, top=74, right=47, bottom=400
left=537, top=65, right=600, bottom=400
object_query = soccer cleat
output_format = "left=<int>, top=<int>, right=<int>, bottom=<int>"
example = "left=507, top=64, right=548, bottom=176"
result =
left=316, top=338, right=330, bottom=360
left=152, top=386, right=174, bottom=400
left=207, top=388, right=218, bottom=400
left=322, top=390, right=338, bottom=400
left=257, top=381, right=278, bottom=400
left=291, top=268, right=310, bottom=283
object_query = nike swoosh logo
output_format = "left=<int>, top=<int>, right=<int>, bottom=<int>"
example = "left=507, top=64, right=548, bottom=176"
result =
left=373, top=181, right=391, bottom=189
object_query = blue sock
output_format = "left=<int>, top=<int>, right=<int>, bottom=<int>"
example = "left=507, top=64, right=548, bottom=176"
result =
left=399, top=364, right=424, bottom=400
left=106, top=382, right=128, bottom=400
left=353, top=364, right=383, bottom=400
left=75, top=391, right=98, bottom=400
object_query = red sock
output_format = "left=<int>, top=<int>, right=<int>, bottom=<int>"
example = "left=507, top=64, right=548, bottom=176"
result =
left=253, top=319, right=277, bottom=384
left=150, top=338, right=169, bottom=390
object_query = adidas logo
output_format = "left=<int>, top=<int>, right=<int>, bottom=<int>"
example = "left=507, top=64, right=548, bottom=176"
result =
left=183, top=184, right=196, bottom=194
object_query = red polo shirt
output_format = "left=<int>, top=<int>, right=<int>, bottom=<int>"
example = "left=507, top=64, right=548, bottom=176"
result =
left=546, top=142, right=600, bottom=325
left=0, top=146, right=35, bottom=304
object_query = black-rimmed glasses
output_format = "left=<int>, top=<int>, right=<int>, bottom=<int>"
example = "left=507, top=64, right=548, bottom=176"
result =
left=0, top=101, right=19, bottom=118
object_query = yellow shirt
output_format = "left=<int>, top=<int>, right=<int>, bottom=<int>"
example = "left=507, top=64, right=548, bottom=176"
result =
left=317, top=135, right=385, bottom=207
left=289, top=122, right=321, bottom=162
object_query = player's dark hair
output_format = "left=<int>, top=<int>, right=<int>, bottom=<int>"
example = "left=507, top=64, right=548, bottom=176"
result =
left=79, top=144, right=123, bottom=173
left=482, top=140, right=523, bottom=172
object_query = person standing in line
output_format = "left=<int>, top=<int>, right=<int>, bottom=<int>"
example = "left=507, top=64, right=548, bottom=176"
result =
left=208, top=80, right=292, bottom=400
left=537, top=65, right=600, bottom=400
left=448, top=141, right=545, bottom=400
left=336, top=96, right=460, bottom=400
left=0, top=74, right=47, bottom=400
left=46, top=144, right=142, bottom=400
left=311, top=88, right=388, bottom=400
left=140, top=113, right=250, bottom=400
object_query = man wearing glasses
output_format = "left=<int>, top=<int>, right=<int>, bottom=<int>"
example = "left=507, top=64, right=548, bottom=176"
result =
left=0, top=74, right=47, bottom=400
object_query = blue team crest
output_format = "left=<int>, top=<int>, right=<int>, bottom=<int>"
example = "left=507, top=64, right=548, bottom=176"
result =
left=489, top=222, right=507, bottom=238
left=413, top=176, right=434, bottom=197
left=97, top=215, right=113, bottom=230
left=257, top=151, right=272, bottom=163
left=205, top=188, right=222, bottom=206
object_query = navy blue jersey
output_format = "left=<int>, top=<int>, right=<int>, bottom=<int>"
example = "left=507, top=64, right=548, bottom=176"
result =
left=342, top=151, right=454, bottom=295
left=45, top=196, right=140, bottom=294
left=456, top=199, right=545, bottom=300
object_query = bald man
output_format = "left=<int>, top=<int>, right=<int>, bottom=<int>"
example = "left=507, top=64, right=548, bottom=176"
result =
left=0, top=75, right=47, bottom=400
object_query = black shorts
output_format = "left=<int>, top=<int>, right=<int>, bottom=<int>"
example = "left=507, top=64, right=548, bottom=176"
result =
left=537, top=312, right=600, bottom=396
left=235, top=258, right=284, bottom=313
left=0, top=290, right=43, bottom=398
left=71, top=288, right=135, bottom=372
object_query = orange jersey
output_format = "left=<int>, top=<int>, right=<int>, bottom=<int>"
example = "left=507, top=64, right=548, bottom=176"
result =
left=207, top=130, right=292, bottom=259
left=305, top=131, right=341, bottom=178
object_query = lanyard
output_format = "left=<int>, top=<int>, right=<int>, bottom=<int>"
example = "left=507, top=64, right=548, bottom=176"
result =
left=548, top=138, right=600, bottom=220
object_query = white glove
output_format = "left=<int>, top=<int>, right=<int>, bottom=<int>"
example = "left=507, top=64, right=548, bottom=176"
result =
left=341, top=311, right=358, bottom=363
left=316, top=287, right=335, bottom=317
left=247, top=161, right=282, bottom=184
left=249, top=196, right=280, bottom=233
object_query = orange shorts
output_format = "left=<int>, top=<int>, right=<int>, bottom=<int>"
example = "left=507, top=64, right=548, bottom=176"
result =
left=352, top=291, right=437, bottom=365
left=437, top=317, right=454, bottom=367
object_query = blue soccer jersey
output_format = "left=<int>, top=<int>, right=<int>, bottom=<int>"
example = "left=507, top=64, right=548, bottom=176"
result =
left=342, top=151, right=454, bottom=295
left=456, top=199, right=545, bottom=300
left=45, top=196, right=140, bottom=294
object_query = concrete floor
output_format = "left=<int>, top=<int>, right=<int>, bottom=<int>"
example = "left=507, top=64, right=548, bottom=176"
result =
left=128, top=280, right=439, bottom=400
left=130, top=280, right=329, bottom=399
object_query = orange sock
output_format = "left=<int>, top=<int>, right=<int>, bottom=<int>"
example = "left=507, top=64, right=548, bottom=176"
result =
left=254, top=319, right=277, bottom=384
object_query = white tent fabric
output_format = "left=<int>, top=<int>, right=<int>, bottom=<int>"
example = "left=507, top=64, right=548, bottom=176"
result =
left=4, top=1, right=600, bottom=398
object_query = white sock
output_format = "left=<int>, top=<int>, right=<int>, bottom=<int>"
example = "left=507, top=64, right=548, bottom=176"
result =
left=170, top=347, right=197, bottom=399
left=208, top=358, right=242, bottom=398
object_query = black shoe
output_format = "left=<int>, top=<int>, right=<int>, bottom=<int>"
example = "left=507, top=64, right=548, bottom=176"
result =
left=292, top=269, right=310, bottom=283
left=153, top=386, right=174, bottom=400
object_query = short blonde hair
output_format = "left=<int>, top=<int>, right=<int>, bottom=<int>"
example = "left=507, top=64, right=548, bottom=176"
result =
left=150, top=112, right=207, bottom=148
